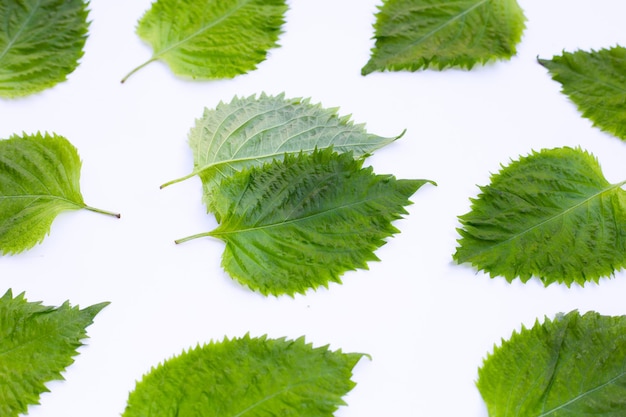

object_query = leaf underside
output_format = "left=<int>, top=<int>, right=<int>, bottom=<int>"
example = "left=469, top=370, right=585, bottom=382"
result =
left=453, top=146, right=626, bottom=286
left=539, top=46, right=626, bottom=141
left=165, top=93, right=402, bottom=214
left=0, top=0, right=89, bottom=98
left=0, top=132, right=118, bottom=255
left=205, top=149, right=432, bottom=296
left=362, top=0, right=526, bottom=74
left=123, top=334, right=366, bottom=417
left=125, top=0, right=287, bottom=82
left=478, top=311, right=626, bottom=417
left=0, top=290, right=108, bottom=417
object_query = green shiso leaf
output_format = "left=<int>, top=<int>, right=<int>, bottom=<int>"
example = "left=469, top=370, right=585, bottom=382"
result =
left=177, top=148, right=434, bottom=296
left=122, top=0, right=288, bottom=83
left=0, top=0, right=89, bottom=98
left=453, top=146, right=626, bottom=286
left=362, top=0, right=526, bottom=74
left=0, top=132, right=119, bottom=255
left=0, top=290, right=109, bottom=417
left=123, top=334, right=367, bottom=417
left=478, top=311, right=626, bottom=417
left=539, top=46, right=626, bottom=141
left=161, top=93, right=403, bottom=214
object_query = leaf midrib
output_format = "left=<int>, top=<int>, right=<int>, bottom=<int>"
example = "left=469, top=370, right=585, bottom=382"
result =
left=151, top=0, right=253, bottom=60
left=0, top=194, right=83, bottom=208
left=0, top=0, right=42, bottom=64
left=462, top=180, right=626, bottom=260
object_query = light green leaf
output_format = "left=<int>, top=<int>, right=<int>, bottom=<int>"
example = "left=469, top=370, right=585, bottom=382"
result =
left=0, top=132, right=119, bottom=255
left=539, top=46, right=626, bottom=141
left=0, top=0, right=89, bottom=98
left=177, top=149, right=434, bottom=296
left=478, top=311, right=626, bottom=417
left=362, top=0, right=526, bottom=74
left=122, top=0, right=287, bottom=83
left=0, top=290, right=109, bottom=417
left=123, top=334, right=367, bottom=417
left=453, top=146, right=626, bottom=286
left=161, top=93, right=403, bottom=213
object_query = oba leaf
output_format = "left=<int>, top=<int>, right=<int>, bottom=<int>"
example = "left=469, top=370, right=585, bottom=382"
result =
left=0, top=0, right=89, bottom=98
left=123, top=334, right=367, bottom=417
left=0, top=132, right=119, bottom=255
left=0, top=290, right=109, bottom=417
left=478, top=311, right=626, bottom=417
left=361, top=0, right=526, bottom=74
left=539, top=46, right=626, bottom=141
left=122, top=0, right=287, bottom=83
left=177, top=149, right=433, bottom=296
left=453, top=147, right=626, bottom=286
left=161, top=93, right=402, bottom=212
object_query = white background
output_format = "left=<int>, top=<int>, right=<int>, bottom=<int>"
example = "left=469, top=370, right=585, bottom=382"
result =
left=2, top=1, right=626, bottom=416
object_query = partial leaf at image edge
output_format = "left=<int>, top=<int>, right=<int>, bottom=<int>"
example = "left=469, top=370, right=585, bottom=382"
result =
left=362, top=0, right=526, bottom=74
left=161, top=93, right=403, bottom=216
left=177, top=149, right=435, bottom=296
left=0, top=0, right=89, bottom=98
left=122, top=0, right=288, bottom=83
left=0, top=132, right=120, bottom=255
left=0, top=289, right=109, bottom=417
left=539, top=45, right=626, bottom=141
left=123, top=334, right=368, bottom=417
left=478, top=311, right=626, bottom=417
left=453, top=146, right=626, bottom=286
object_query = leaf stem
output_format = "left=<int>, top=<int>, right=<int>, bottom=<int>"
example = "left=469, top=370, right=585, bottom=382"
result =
left=160, top=172, right=197, bottom=189
left=84, top=205, right=121, bottom=218
left=120, top=57, right=158, bottom=84
left=175, top=232, right=211, bottom=244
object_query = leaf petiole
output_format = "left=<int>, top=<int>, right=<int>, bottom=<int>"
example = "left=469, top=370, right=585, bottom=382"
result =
left=84, top=205, right=121, bottom=218
left=121, top=57, right=158, bottom=84
left=160, top=172, right=197, bottom=189
left=174, top=232, right=211, bottom=244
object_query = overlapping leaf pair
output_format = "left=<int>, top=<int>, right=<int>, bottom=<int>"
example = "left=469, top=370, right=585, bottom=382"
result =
left=163, top=93, right=434, bottom=296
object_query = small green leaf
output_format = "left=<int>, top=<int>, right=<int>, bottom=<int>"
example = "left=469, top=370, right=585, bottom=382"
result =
left=122, top=0, right=288, bottom=83
left=362, top=0, right=526, bottom=74
left=123, top=334, right=367, bottom=417
left=453, top=146, right=626, bottom=286
left=0, top=0, right=89, bottom=98
left=539, top=46, right=626, bottom=141
left=0, top=132, right=120, bottom=255
left=478, top=311, right=626, bottom=417
left=178, top=149, right=434, bottom=296
left=0, top=290, right=109, bottom=417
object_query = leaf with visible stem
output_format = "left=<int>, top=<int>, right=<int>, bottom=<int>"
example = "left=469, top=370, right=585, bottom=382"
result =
left=478, top=311, right=626, bottom=416
left=160, top=93, right=402, bottom=216
left=177, top=149, right=434, bottom=296
left=123, top=334, right=368, bottom=417
left=0, top=0, right=89, bottom=98
left=0, top=289, right=109, bottom=417
left=453, top=146, right=626, bottom=286
left=0, top=132, right=119, bottom=255
left=121, top=0, right=287, bottom=83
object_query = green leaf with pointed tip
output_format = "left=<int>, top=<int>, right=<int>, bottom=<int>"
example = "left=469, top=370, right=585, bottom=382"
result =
left=478, top=311, right=626, bottom=417
left=123, top=334, right=367, bottom=417
left=0, top=132, right=119, bottom=255
left=122, top=0, right=287, bottom=83
left=0, top=0, right=89, bottom=98
left=0, top=289, right=109, bottom=417
left=539, top=46, right=626, bottom=141
left=453, top=147, right=626, bottom=286
left=161, top=93, right=403, bottom=214
left=362, top=0, right=526, bottom=74
left=178, top=149, right=434, bottom=296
